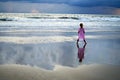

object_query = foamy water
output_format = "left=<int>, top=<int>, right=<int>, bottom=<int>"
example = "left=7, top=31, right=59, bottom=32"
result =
left=0, top=13, right=120, bottom=43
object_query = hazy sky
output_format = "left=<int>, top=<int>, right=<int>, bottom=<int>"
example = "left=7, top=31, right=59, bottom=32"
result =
left=0, top=0, right=120, bottom=14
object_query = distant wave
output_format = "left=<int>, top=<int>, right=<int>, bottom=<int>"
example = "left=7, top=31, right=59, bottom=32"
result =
left=27, top=16, right=79, bottom=20
left=58, top=17, right=79, bottom=20
left=0, top=17, right=78, bottom=22
left=0, top=18, right=13, bottom=21
left=2, top=17, right=120, bottom=22
left=78, top=16, right=120, bottom=22
left=0, top=14, right=120, bottom=22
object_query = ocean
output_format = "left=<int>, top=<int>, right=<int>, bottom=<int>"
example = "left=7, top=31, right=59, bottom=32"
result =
left=0, top=13, right=120, bottom=70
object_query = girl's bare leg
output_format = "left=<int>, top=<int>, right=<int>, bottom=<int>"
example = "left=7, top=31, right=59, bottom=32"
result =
left=84, top=39, right=87, bottom=44
left=77, top=39, right=79, bottom=44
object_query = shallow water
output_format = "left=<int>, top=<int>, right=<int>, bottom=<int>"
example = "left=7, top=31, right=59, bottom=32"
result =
left=0, top=13, right=120, bottom=70
left=0, top=38, right=120, bottom=70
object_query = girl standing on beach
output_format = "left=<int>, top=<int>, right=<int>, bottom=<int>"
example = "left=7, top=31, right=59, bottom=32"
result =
left=77, top=23, right=87, bottom=44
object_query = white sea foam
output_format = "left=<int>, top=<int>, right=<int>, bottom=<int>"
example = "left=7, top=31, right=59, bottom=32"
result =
left=0, top=36, right=76, bottom=44
left=0, top=13, right=120, bottom=27
left=0, top=13, right=120, bottom=44
left=0, top=35, right=119, bottom=44
left=0, top=13, right=120, bottom=22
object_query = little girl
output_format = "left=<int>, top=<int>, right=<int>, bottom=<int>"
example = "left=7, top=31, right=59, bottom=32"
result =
left=77, top=23, right=87, bottom=44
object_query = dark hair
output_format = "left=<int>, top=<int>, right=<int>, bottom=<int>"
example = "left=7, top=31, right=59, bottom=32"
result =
left=80, top=23, right=83, bottom=28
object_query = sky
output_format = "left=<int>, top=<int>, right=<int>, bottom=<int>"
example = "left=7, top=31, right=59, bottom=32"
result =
left=0, top=0, right=120, bottom=14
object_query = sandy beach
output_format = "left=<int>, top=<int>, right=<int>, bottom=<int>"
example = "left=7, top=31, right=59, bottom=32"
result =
left=0, top=64, right=120, bottom=80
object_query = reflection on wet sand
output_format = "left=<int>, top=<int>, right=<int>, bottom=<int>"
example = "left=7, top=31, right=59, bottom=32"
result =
left=0, top=42, right=78, bottom=70
left=77, top=43, right=86, bottom=62
left=0, top=38, right=120, bottom=70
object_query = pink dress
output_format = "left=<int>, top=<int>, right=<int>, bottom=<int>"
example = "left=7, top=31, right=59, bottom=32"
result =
left=78, top=28, right=85, bottom=40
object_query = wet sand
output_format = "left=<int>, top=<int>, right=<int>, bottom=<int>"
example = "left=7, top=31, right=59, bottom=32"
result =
left=0, top=38, right=120, bottom=69
left=0, top=64, right=120, bottom=80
